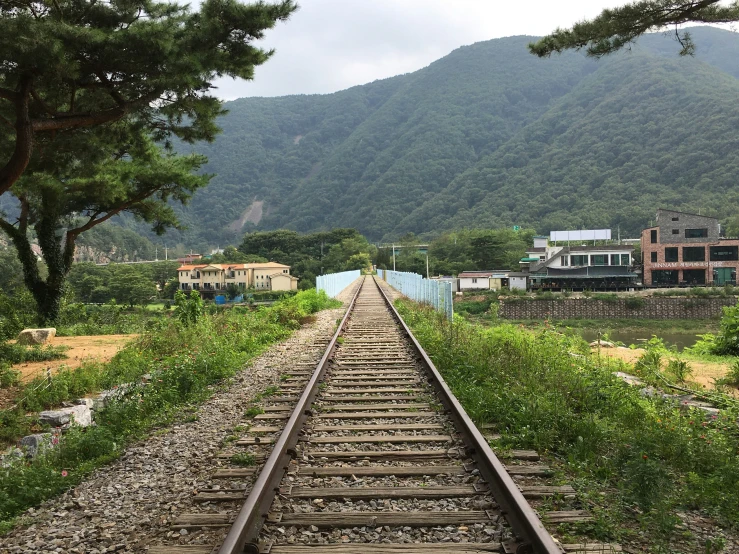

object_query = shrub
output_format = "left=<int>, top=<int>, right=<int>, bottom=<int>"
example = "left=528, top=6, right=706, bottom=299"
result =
left=174, top=290, right=204, bottom=327
left=723, top=360, right=739, bottom=387
left=625, top=296, right=645, bottom=310
left=666, top=358, right=692, bottom=384
left=0, top=343, right=67, bottom=364
left=711, top=301, right=739, bottom=355
left=0, top=363, right=20, bottom=388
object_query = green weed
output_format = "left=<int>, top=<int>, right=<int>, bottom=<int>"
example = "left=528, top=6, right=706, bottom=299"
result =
left=244, top=407, right=264, bottom=418
left=230, top=452, right=256, bottom=467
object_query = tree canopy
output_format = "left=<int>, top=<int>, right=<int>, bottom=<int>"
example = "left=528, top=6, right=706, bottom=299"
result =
left=528, top=0, right=739, bottom=58
left=0, top=0, right=297, bottom=321
left=0, top=0, right=296, bottom=195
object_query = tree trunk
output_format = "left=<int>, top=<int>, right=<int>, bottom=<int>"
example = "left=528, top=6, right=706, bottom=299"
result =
left=3, top=192, right=77, bottom=324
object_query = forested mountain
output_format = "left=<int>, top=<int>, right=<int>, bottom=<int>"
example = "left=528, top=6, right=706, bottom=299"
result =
left=165, top=26, right=739, bottom=244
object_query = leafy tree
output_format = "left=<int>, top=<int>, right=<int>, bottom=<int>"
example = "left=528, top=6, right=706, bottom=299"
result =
left=0, top=129, right=208, bottom=321
left=0, top=0, right=296, bottom=195
left=107, top=266, right=157, bottom=307
left=529, top=0, right=739, bottom=58
left=344, top=252, right=371, bottom=271
left=0, top=0, right=297, bottom=321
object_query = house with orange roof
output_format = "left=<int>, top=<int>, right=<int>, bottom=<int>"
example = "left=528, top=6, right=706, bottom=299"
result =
left=177, top=262, right=296, bottom=297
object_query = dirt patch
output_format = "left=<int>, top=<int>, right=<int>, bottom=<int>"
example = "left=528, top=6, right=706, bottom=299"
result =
left=228, top=199, right=264, bottom=232
left=595, top=346, right=735, bottom=391
left=12, top=334, right=136, bottom=383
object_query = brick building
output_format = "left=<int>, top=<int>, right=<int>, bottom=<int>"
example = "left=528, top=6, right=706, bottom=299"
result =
left=641, top=209, right=739, bottom=287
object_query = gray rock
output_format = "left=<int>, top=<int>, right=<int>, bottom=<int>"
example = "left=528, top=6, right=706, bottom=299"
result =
left=614, top=371, right=644, bottom=386
left=19, top=433, right=54, bottom=458
left=17, top=328, right=57, bottom=345
left=40, top=405, right=92, bottom=428
left=1, top=447, right=25, bottom=467
left=75, top=398, right=95, bottom=409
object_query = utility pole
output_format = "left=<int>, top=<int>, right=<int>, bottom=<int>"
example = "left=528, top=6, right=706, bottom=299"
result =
left=155, top=246, right=158, bottom=261
left=392, top=244, right=396, bottom=272
left=165, top=245, right=168, bottom=261
left=426, top=252, right=429, bottom=279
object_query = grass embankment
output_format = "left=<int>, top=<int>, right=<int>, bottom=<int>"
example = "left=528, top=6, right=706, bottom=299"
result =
left=397, top=299, right=739, bottom=553
left=0, top=290, right=339, bottom=534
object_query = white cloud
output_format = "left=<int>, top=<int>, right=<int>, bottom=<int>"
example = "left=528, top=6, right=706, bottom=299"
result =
left=203, top=0, right=706, bottom=100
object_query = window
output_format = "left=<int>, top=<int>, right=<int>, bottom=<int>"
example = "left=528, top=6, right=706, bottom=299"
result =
left=621, top=254, right=630, bottom=266
left=471, top=278, right=477, bottom=283
left=672, top=216, right=679, bottom=221
left=683, top=247, right=705, bottom=262
left=652, top=270, right=678, bottom=285
left=561, top=256, right=569, bottom=266
left=683, top=269, right=706, bottom=285
left=685, top=228, right=708, bottom=238
left=710, top=245, right=739, bottom=261
left=610, top=254, right=620, bottom=266
left=591, top=254, right=607, bottom=265
left=650, top=229, right=657, bottom=243
left=651, top=252, right=657, bottom=263
left=571, top=255, right=588, bottom=266
left=664, top=248, right=678, bottom=262
left=672, top=229, right=679, bottom=235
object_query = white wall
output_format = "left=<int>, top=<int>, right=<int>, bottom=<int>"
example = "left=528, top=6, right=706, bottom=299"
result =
left=459, top=277, right=490, bottom=291
left=510, top=276, right=527, bottom=291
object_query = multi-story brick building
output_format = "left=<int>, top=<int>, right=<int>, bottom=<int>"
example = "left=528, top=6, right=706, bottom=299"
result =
left=641, top=209, right=739, bottom=287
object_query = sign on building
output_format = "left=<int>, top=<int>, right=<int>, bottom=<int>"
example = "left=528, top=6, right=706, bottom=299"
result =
left=550, top=229, right=611, bottom=242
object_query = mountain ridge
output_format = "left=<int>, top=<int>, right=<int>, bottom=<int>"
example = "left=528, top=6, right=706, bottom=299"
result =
left=157, top=26, right=739, bottom=246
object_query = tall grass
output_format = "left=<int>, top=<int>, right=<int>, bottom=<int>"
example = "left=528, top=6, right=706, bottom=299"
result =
left=0, top=289, right=339, bottom=532
left=396, top=300, right=739, bottom=547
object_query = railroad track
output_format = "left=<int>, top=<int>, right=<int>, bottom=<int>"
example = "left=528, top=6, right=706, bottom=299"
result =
left=152, top=276, right=620, bottom=554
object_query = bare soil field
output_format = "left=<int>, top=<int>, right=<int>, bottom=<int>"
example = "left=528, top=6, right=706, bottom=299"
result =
left=13, top=334, right=136, bottom=382
left=595, top=346, right=736, bottom=392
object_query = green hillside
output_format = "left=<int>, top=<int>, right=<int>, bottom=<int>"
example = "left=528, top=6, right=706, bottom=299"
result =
left=165, top=27, right=739, bottom=245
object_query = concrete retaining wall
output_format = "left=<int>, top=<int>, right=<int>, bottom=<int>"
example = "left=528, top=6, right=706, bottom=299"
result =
left=498, top=296, right=737, bottom=320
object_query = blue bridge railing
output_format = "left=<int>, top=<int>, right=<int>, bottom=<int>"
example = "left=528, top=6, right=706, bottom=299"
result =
left=316, top=270, right=361, bottom=298
left=379, top=270, right=453, bottom=320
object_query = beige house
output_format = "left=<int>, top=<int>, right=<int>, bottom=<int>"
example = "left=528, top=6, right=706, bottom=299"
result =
left=269, top=272, right=299, bottom=291
left=177, top=262, right=294, bottom=296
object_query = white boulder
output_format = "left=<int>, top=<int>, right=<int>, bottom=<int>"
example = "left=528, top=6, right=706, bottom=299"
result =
left=39, top=404, right=92, bottom=428
left=17, top=328, right=57, bottom=345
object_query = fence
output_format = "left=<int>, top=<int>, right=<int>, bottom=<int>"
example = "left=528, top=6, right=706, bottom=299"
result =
left=380, top=270, right=453, bottom=320
left=316, top=270, right=361, bottom=298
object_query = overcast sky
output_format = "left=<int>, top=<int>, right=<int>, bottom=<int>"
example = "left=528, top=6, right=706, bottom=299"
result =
left=209, top=0, right=629, bottom=100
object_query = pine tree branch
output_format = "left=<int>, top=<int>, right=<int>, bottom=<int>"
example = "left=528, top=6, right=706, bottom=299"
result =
left=30, top=87, right=60, bottom=116
left=66, top=190, right=157, bottom=238
left=0, top=87, right=18, bottom=101
left=529, top=0, right=739, bottom=57
left=0, top=76, right=34, bottom=195
left=0, top=114, right=14, bottom=130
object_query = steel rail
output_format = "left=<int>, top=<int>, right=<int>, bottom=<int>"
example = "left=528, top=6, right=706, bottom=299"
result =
left=374, top=275, right=564, bottom=554
left=217, top=278, right=364, bottom=554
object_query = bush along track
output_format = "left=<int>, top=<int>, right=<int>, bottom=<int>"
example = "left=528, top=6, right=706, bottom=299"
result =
left=395, top=299, right=739, bottom=553
left=0, top=290, right=340, bottom=534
